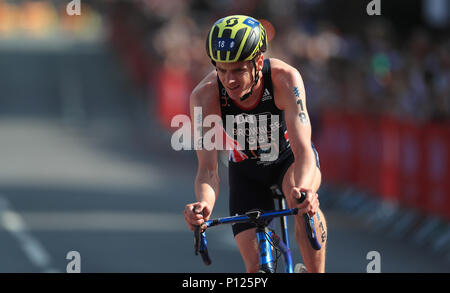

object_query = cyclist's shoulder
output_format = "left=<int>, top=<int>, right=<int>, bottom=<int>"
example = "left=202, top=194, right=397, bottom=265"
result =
left=267, top=58, right=305, bottom=109
left=191, top=70, right=220, bottom=109
left=267, top=57, right=302, bottom=84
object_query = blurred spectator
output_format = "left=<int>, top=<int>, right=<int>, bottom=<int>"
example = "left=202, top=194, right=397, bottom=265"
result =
left=106, top=0, right=450, bottom=129
left=0, top=0, right=103, bottom=41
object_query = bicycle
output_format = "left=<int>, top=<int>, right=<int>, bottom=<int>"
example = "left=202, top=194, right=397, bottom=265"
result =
left=194, top=185, right=322, bottom=273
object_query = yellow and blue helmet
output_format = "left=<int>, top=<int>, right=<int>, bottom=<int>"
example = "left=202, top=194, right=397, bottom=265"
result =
left=206, top=15, right=267, bottom=64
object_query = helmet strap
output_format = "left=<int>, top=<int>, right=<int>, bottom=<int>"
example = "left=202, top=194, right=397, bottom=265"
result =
left=240, top=59, right=260, bottom=101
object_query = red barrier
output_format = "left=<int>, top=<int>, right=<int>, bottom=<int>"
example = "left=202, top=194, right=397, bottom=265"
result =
left=317, top=111, right=353, bottom=185
left=156, top=67, right=191, bottom=129
left=347, top=113, right=362, bottom=187
left=398, top=120, right=425, bottom=211
left=377, top=116, right=401, bottom=202
left=350, top=114, right=381, bottom=194
left=423, top=124, right=450, bottom=220
left=316, top=112, right=337, bottom=184
left=335, top=113, right=354, bottom=184
left=319, top=112, right=449, bottom=220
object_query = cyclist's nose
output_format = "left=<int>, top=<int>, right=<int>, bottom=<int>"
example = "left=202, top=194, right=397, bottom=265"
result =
left=225, top=73, right=237, bottom=86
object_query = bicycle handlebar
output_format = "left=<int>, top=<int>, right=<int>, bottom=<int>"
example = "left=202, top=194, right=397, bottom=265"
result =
left=194, top=225, right=211, bottom=265
left=296, top=191, right=322, bottom=251
left=193, top=191, right=322, bottom=266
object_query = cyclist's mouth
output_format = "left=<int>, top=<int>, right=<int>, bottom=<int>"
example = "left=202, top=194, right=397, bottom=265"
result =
left=227, top=85, right=240, bottom=93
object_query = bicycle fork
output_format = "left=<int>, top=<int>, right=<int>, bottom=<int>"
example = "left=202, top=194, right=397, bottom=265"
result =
left=256, top=226, right=294, bottom=273
left=256, top=227, right=275, bottom=273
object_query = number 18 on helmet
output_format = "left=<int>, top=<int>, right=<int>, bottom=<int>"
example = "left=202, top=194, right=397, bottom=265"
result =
left=206, top=15, right=268, bottom=65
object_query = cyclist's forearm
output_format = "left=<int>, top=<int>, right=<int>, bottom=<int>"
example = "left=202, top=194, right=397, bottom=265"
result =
left=195, top=171, right=219, bottom=207
left=292, top=153, right=318, bottom=192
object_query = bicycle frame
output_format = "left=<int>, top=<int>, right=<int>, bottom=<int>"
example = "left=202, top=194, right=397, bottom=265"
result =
left=194, top=190, right=322, bottom=273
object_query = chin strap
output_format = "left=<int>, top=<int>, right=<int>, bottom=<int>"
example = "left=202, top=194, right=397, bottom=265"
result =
left=240, top=59, right=260, bottom=101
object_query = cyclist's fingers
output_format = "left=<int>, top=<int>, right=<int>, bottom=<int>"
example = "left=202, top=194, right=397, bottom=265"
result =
left=290, top=187, right=304, bottom=206
left=192, top=213, right=204, bottom=221
left=294, top=189, right=314, bottom=207
left=194, top=202, right=213, bottom=221
left=189, top=207, right=205, bottom=220
left=184, top=214, right=195, bottom=231
left=184, top=214, right=204, bottom=231
left=184, top=205, right=205, bottom=230
left=185, top=204, right=197, bottom=215
left=184, top=205, right=191, bottom=215
left=185, top=202, right=211, bottom=228
left=308, top=195, right=320, bottom=217
left=186, top=211, right=204, bottom=222
left=191, top=218, right=205, bottom=227
left=298, top=192, right=318, bottom=215
left=193, top=202, right=207, bottom=214
left=185, top=203, right=204, bottom=216
left=201, top=206, right=211, bottom=220
left=299, top=206, right=311, bottom=215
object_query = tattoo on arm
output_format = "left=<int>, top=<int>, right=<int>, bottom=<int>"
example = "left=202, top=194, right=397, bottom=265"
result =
left=196, top=113, right=203, bottom=148
left=293, top=86, right=301, bottom=98
left=298, top=112, right=308, bottom=124
left=316, top=213, right=327, bottom=244
left=293, top=87, right=308, bottom=124
left=296, top=99, right=308, bottom=124
left=296, top=99, right=304, bottom=111
left=297, top=99, right=307, bottom=123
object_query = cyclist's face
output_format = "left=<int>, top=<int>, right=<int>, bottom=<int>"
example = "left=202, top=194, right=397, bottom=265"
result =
left=216, top=61, right=253, bottom=100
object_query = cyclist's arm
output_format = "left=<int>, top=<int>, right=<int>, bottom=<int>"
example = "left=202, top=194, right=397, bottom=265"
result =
left=272, top=59, right=319, bottom=193
left=185, top=72, right=221, bottom=230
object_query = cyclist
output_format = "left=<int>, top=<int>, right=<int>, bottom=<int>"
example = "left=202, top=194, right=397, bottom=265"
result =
left=184, top=15, right=327, bottom=273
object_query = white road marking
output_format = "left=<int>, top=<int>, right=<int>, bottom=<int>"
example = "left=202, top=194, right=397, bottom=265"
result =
left=0, top=208, right=240, bottom=252
left=6, top=211, right=188, bottom=232
left=0, top=195, right=59, bottom=272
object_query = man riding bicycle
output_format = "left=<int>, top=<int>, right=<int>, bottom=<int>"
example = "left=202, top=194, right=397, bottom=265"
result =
left=184, top=15, right=327, bottom=273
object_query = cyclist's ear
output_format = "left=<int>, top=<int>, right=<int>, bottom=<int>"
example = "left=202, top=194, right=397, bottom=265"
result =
left=255, top=53, right=264, bottom=71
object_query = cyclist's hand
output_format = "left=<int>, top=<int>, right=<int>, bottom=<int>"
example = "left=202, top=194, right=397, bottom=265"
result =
left=184, top=201, right=212, bottom=231
left=291, top=188, right=319, bottom=217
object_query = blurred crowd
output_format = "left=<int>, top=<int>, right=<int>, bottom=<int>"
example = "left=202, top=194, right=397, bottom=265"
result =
left=0, top=0, right=103, bottom=41
left=107, top=0, right=449, bottom=127
left=0, top=0, right=448, bottom=124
